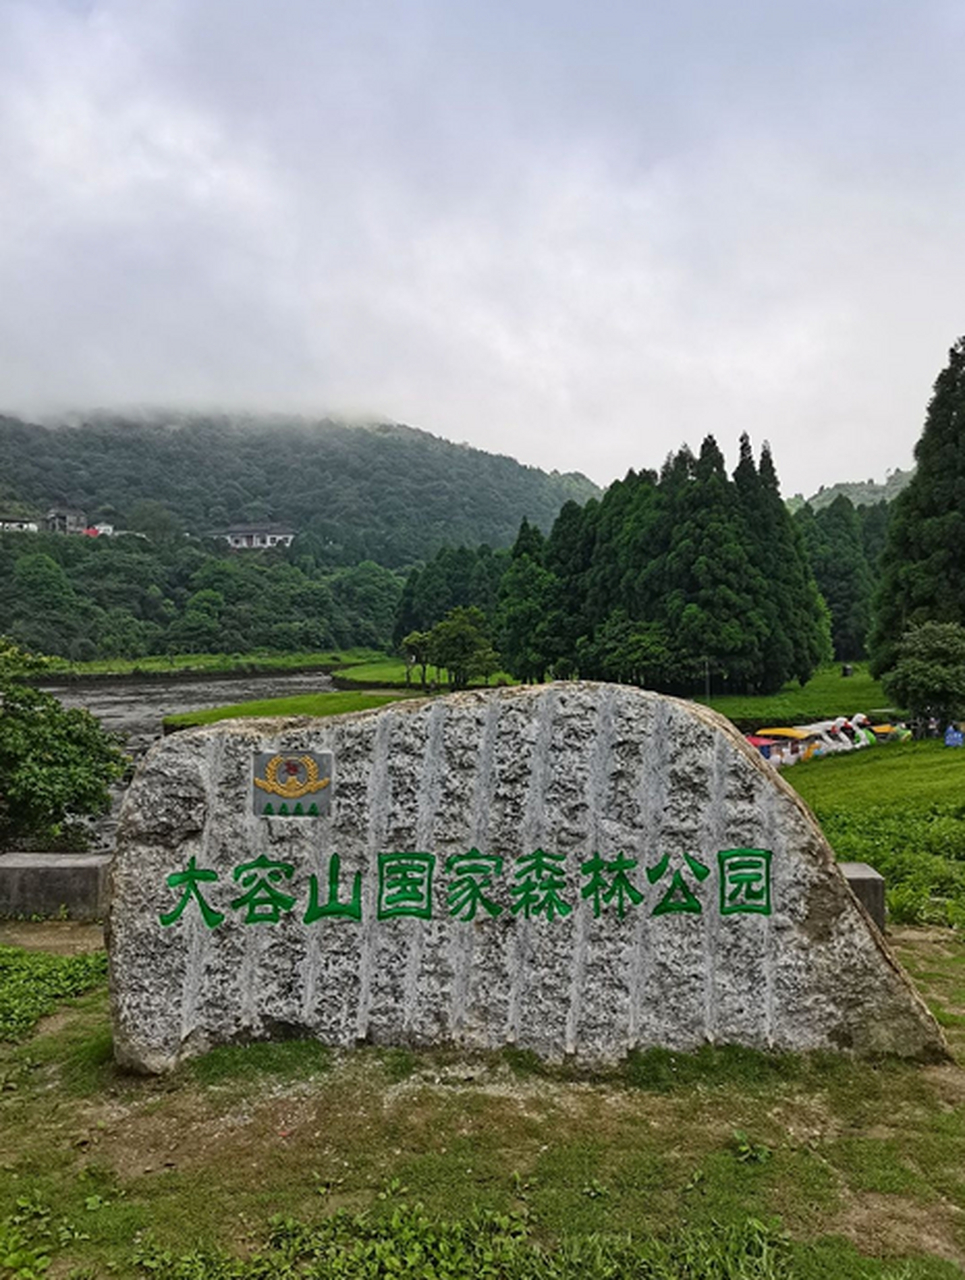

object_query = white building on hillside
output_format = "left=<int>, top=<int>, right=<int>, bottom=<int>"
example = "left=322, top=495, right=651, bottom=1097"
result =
left=218, top=524, right=296, bottom=550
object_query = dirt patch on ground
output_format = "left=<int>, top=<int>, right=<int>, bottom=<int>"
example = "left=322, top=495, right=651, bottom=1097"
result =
left=96, top=1085, right=331, bottom=1180
left=0, top=920, right=105, bottom=954
left=830, top=1191, right=965, bottom=1267
left=83, top=1055, right=785, bottom=1193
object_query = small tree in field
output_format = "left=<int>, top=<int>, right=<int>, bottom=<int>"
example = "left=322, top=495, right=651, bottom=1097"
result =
left=401, top=630, right=432, bottom=690
left=882, top=622, right=965, bottom=729
left=427, top=608, right=497, bottom=691
left=0, top=638, right=125, bottom=848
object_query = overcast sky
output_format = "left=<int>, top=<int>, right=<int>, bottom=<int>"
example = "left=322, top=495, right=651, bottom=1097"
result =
left=1, top=0, right=962, bottom=496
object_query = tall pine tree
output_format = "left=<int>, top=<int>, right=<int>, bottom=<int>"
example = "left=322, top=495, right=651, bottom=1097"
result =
left=795, top=495, right=873, bottom=661
left=661, top=436, right=768, bottom=692
left=870, top=337, right=965, bottom=675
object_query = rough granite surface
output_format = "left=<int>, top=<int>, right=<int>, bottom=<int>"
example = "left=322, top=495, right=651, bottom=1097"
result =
left=108, top=682, right=946, bottom=1071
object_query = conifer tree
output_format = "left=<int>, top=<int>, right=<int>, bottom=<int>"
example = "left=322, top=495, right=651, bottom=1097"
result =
left=870, top=336, right=965, bottom=675
left=544, top=499, right=598, bottom=662
left=661, top=436, right=768, bottom=692
left=732, top=434, right=795, bottom=691
left=511, top=517, right=545, bottom=562
left=496, top=555, right=558, bottom=683
left=754, top=443, right=831, bottom=686
left=796, top=496, right=874, bottom=660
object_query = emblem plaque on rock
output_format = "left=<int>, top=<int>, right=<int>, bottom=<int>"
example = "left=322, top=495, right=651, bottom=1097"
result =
left=252, top=751, right=332, bottom=817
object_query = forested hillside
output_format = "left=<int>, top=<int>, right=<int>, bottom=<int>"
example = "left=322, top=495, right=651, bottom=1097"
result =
left=787, top=467, right=913, bottom=513
left=0, top=532, right=402, bottom=660
left=397, top=435, right=835, bottom=696
left=0, top=413, right=901, bottom=672
left=0, top=414, right=598, bottom=567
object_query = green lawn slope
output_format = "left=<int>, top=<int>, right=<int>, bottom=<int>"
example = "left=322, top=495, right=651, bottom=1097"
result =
left=164, top=689, right=410, bottom=730
left=1, top=925, right=964, bottom=1278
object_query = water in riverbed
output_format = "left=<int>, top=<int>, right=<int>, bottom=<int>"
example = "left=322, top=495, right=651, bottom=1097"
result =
left=43, top=670, right=337, bottom=754
left=41, top=670, right=338, bottom=849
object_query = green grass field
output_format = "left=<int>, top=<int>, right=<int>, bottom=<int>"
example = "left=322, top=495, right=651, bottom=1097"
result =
left=164, top=689, right=411, bottom=730
left=790, top=739, right=965, bottom=814
left=41, top=648, right=385, bottom=680
left=785, top=740, right=965, bottom=927
left=704, top=665, right=889, bottom=729
left=336, top=661, right=883, bottom=719
left=333, top=656, right=515, bottom=689
left=38, top=647, right=889, bottom=733
left=0, top=926, right=964, bottom=1278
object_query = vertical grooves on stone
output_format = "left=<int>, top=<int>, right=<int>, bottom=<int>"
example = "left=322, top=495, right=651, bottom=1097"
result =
left=633, top=698, right=670, bottom=1045
left=507, top=690, right=553, bottom=1043
left=181, top=737, right=222, bottom=1041
left=473, top=697, right=498, bottom=849
left=405, top=700, right=446, bottom=1032
left=762, top=784, right=779, bottom=1046
left=355, top=713, right=394, bottom=1042
left=450, top=697, right=498, bottom=1034
left=534, top=686, right=563, bottom=1054
left=505, top=704, right=532, bottom=1044
left=704, top=733, right=728, bottom=1044
left=566, top=685, right=610, bottom=1054
left=623, top=693, right=649, bottom=1047
left=298, top=733, right=321, bottom=1031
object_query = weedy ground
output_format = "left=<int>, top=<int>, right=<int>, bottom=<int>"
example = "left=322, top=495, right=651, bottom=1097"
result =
left=1, top=926, right=964, bottom=1278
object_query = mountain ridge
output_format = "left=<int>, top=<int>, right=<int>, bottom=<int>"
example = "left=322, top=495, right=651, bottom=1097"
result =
left=0, top=412, right=599, bottom=568
left=787, top=467, right=914, bottom=513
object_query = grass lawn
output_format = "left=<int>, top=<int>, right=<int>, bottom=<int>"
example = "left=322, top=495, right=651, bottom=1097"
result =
left=336, top=661, right=886, bottom=721
left=164, top=689, right=412, bottom=730
left=703, top=665, right=889, bottom=730
left=333, top=656, right=515, bottom=689
left=784, top=740, right=965, bottom=928
left=789, top=739, right=965, bottom=814
left=1, top=926, right=964, bottom=1278
left=41, top=648, right=385, bottom=680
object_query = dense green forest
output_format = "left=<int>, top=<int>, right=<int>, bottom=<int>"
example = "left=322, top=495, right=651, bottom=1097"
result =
left=870, top=336, right=965, bottom=676
left=793, top=497, right=889, bottom=661
left=397, top=435, right=866, bottom=696
left=0, top=413, right=598, bottom=567
left=0, top=413, right=897, bottom=672
left=0, top=532, right=402, bottom=659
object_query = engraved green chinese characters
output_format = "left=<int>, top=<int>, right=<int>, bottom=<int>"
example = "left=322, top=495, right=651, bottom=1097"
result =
left=159, top=846, right=773, bottom=928
left=718, top=848, right=772, bottom=915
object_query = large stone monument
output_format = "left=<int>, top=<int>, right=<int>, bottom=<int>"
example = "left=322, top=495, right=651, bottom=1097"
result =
left=108, top=683, right=945, bottom=1072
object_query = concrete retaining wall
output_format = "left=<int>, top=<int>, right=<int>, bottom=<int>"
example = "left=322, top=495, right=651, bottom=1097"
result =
left=0, top=853, right=111, bottom=921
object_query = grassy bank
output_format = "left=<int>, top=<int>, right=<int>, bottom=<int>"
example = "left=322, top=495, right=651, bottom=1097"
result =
left=39, top=648, right=386, bottom=682
left=786, top=739, right=965, bottom=927
left=164, top=690, right=410, bottom=730
left=332, top=656, right=515, bottom=689
left=703, top=665, right=889, bottom=730
left=0, top=926, right=963, bottom=1277
left=37, top=650, right=886, bottom=730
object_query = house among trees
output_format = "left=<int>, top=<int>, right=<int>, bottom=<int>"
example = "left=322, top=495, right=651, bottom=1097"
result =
left=43, top=508, right=87, bottom=535
left=0, top=514, right=39, bottom=533
left=218, top=523, right=296, bottom=550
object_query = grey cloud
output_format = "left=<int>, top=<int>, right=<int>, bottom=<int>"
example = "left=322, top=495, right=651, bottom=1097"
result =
left=0, top=0, right=962, bottom=492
